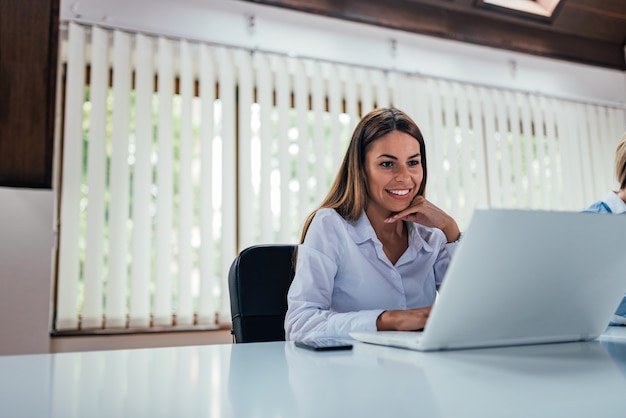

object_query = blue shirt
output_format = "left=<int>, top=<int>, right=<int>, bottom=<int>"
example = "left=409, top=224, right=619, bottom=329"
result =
left=583, top=191, right=626, bottom=326
left=583, top=191, right=626, bottom=215
left=284, top=208, right=459, bottom=340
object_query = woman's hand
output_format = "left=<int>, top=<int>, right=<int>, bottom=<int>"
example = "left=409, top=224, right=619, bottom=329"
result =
left=384, top=196, right=461, bottom=243
left=376, top=307, right=432, bottom=331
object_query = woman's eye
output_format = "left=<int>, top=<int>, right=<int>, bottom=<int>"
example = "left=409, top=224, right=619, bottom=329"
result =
left=380, top=161, right=393, bottom=168
left=408, top=160, right=420, bottom=167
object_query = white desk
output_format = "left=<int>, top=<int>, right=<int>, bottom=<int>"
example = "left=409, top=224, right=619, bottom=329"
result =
left=2, top=328, right=626, bottom=418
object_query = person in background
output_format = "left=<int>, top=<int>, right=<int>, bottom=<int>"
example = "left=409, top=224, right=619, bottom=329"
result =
left=583, top=132, right=626, bottom=326
left=285, top=108, right=462, bottom=341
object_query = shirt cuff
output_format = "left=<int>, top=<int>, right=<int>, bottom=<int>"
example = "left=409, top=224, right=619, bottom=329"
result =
left=339, top=310, right=385, bottom=338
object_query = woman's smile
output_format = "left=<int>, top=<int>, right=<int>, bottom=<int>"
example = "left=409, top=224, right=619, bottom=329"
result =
left=386, top=188, right=412, bottom=199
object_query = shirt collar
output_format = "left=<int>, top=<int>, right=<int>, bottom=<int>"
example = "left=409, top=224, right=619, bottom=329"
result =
left=347, top=211, right=377, bottom=245
left=604, top=191, right=626, bottom=214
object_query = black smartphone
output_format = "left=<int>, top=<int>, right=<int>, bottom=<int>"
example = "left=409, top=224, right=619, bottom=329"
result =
left=295, top=339, right=353, bottom=351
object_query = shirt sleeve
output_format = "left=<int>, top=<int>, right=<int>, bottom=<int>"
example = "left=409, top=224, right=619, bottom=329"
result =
left=428, top=228, right=460, bottom=287
left=284, top=211, right=383, bottom=341
left=444, top=233, right=461, bottom=256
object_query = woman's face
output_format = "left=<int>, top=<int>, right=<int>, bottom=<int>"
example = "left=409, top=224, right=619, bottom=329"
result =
left=364, top=130, right=423, bottom=217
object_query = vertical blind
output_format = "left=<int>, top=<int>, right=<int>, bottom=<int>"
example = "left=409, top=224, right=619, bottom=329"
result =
left=55, top=22, right=625, bottom=331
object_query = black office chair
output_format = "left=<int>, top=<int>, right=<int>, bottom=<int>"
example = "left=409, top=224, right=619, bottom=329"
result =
left=228, top=244, right=297, bottom=343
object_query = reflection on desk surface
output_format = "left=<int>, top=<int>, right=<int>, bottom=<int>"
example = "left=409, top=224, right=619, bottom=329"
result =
left=0, top=327, right=625, bottom=418
left=600, top=325, right=626, bottom=380
left=421, top=341, right=626, bottom=418
left=285, top=340, right=439, bottom=418
left=286, top=335, right=626, bottom=418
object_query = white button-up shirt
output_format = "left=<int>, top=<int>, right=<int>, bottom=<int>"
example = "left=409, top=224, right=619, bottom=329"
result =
left=285, top=208, right=459, bottom=341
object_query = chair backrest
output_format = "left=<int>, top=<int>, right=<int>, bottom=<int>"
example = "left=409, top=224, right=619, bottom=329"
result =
left=228, top=244, right=297, bottom=343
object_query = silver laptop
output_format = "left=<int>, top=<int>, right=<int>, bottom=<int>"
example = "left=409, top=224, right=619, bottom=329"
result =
left=350, top=209, right=626, bottom=351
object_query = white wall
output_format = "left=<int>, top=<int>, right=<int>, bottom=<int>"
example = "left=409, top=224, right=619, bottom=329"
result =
left=2, top=0, right=624, bottom=355
left=0, top=188, right=54, bottom=355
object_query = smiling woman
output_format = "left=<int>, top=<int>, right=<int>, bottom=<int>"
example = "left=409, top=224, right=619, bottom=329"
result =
left=285, top=108, right=461, bottom=341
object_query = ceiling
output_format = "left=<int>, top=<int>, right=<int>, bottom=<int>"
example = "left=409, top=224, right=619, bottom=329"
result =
left=241, top=0, right=626, bottom=71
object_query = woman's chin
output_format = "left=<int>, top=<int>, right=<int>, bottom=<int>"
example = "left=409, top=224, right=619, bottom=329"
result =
left=385, top=202, right=411, bottom=214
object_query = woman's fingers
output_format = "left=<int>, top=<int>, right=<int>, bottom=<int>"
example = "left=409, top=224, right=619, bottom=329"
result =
left=384, top=197, right=442, bottom=226
left=377, top=307, right=432, bottom=331
left=384, top=197, right=460, bottom=242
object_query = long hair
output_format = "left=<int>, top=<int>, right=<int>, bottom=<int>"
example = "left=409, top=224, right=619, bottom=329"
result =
left=615, top=132, right=626, bottom=190
left=299, top=107, right=427, bottom=243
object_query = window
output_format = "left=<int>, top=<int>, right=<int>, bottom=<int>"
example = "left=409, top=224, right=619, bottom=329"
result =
left=476, top=0, right=562, bottom=22
left=53, top=23, right=622, bottom=333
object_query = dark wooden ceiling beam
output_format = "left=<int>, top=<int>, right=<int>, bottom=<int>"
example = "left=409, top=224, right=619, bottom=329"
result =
left=243, top=0, right=626, bottom=70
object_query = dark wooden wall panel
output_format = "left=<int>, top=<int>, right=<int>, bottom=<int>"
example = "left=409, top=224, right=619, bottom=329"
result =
left=0, top=0, right=59, bottom=188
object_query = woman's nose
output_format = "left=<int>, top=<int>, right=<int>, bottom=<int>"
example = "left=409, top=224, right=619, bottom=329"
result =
left=395, top=166, right=410, bottom=181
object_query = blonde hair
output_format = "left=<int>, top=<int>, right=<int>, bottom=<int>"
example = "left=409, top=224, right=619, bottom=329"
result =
left=616, top=132, right=626, bottom=190
left=299, top=108, right=427, bottom=243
